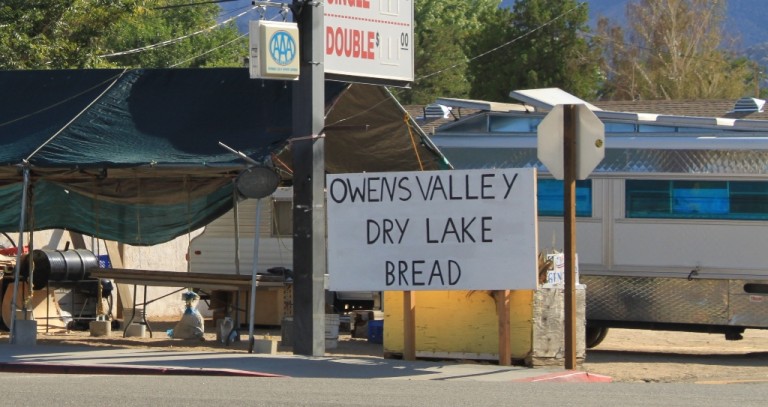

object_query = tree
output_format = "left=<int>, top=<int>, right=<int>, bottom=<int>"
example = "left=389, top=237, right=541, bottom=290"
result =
left=404, top=26, right=471, bottom=104
left=396, top=0, right=499, bottom=104
left=0, top=0, right=244, bottom=69
left=467, top=0, right=601, bottom=102
left=596, top=0, right=753, bottom=100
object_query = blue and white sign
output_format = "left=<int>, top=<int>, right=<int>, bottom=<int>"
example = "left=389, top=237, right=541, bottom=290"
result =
left=269, top=31, right=297, bottom=66
left=249, top=21, right=300, bottom=80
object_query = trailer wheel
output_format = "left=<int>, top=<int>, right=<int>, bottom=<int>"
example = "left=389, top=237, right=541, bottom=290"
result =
left=586, top=326, right=609, bottom=349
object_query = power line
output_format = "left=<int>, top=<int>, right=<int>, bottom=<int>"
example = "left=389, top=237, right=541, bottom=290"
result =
left=153, top=0, right=240, bottom=10
left=169, top=32, right=247, bottom=67
left=582, top=31, right=750, bottom=66
left=168, top=10, right=285, bottom=67
left=416, top=3, right=583, bottom=83
left=0, top=72, right=126, bottom=129
left=98, top=6, right=256, bottom=58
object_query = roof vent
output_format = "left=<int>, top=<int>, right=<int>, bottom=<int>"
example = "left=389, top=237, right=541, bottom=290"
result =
left=423, top=104, right=452, bottom=119
left=731, top=97, right=766, bottom=113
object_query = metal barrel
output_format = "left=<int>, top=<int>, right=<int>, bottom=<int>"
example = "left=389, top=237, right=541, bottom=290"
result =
left=24, top=249, right=99, bottom=289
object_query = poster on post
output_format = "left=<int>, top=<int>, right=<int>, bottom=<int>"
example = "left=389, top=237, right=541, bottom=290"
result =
left=326, top=168, right=538, bottom=291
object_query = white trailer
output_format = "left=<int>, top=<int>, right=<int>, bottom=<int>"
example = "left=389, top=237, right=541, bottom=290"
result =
left=187, top=187, right=380, bottom=318
left=429, top=94, right=768, bottom=347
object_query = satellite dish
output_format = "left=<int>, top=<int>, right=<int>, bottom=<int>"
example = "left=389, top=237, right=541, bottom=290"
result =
left=236, top=167, right=280, bottom=199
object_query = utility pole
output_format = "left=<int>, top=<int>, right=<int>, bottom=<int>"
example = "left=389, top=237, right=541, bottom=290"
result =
left=291, top=0, right=326, bottom=356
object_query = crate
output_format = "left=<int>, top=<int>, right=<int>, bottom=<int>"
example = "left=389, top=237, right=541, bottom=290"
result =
left=367, top=319, right=383, bottom=344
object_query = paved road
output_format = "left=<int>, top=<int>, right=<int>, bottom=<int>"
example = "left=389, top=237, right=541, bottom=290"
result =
left=2, top=373, right=767, bottom=407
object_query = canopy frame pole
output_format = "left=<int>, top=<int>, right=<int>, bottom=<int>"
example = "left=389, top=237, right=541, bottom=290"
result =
left=9, top=166, right=30, bottom=344
left=247, top=199, right=263, bottom=353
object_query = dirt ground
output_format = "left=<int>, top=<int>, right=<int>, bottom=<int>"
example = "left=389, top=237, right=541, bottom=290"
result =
left=582, top=327, right=768, bottom=383
left=2, top=319, right=767, bottom=383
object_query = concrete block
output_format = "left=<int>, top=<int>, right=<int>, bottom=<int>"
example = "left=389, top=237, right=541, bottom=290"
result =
left=90, top=320, right=111, bottom=337
left=253, top=338, right=278, bottom=354
left=125, top=323, right=146, bottom=338
left=280, top=317, right=293, bottom=348
left=13, top=320, right=37, bottom=345
left=531, top=286, right=586, bottom=366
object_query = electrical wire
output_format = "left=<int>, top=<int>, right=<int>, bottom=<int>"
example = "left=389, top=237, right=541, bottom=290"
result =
left=153, top=0, right=240, bottom=10
left=98, top=6, right=256, bottom=58
left=0, top=72, right=126, bottom=129
left=416, top=3, right=583, bottom=82
left=582, top=31, right=748, bottom=66
left=168, top=10, right=282, bottom=67
left=169, top=32, right=247, bottom=67
left=25, top=70, right=128, bottom=162
left=324, top=97, right=391, bottom=129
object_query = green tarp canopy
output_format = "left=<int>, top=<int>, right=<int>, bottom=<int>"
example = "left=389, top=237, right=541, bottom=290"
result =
left=0, top=68, right=446, bottom=245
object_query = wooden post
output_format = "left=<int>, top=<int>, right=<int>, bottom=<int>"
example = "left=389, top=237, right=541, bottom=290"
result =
left=104, top=240, right=131, bottom=319
left=403, top=291, right=416, bottom=360
left=563, top=104, right=578, bottom=370
left=495, top=290, right=511, bottom=366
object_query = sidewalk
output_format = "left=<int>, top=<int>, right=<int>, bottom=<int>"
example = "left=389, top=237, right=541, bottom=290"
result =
left=0, top=341, right=610, bottom=382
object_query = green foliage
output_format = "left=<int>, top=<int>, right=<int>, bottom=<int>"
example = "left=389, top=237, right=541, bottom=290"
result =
left=0, top=0, right=245, bottom=69
left=467, top=0, right=601, bottom=101
left=396, top=0, right=500, bottom=104
left=400, top=26, right=471, bottom=104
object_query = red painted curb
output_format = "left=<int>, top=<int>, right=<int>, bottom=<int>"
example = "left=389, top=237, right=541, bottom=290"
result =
left=0, top=362, right=285, bottom=378
left=513, top=370, right=612, bottom=383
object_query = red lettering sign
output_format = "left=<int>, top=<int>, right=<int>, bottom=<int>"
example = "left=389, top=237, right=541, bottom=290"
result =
left=327, top=0, right=370, bottom=8
left=325, top=26, right=375, bottom=60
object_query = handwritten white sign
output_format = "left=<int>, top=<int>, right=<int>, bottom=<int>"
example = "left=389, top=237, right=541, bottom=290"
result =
left=326, top=168, right=538, bottom=291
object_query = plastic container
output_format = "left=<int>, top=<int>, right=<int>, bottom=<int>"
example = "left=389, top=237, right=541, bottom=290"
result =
left=325, top=314, right=340, bottom=349
left=367, top=319, right=383, bottom=344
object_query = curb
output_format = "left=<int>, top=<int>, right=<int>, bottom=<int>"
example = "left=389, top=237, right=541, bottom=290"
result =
left=0, top=362, right=285, bottom=378
left=513, top=370, right=612, bottom=383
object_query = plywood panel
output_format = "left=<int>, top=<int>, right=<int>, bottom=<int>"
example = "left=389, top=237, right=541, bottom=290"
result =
left=383, top=290, right=533, bottom=360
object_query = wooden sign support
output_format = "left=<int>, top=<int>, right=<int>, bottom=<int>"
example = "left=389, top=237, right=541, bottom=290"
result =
left=495, top=290, right=511, bottom=366
left=403, top=291, right=416, bottom=360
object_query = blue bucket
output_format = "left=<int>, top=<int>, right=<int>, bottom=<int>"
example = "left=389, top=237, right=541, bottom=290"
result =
left=367, top=320, right=383, bottom=344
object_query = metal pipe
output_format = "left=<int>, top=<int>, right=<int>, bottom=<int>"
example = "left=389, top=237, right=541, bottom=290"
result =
left=234, top=191, right=240, bottom=276
left=247, top=198, right=263, bottom=353
left=9, top=166, right=30, bottom=344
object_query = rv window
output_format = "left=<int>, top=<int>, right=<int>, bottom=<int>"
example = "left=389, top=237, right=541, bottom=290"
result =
left=537, top=179, right=592, bottom=217
left=604, top=122, right=635, bottom=133
left=672, top=181, right=729, bottom=215
left=626, top=180, right=768, bottom=220
left=490, top=116, right=541, bottom=132
left=730, top=182, right=768, bottom=218
left=271, top=200, right=293, bottom=236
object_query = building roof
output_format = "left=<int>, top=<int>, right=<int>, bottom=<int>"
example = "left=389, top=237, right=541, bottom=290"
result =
left=592, top=99, right=768, bottom=120
left=428, top=89, right=768, bottom=176
left=402, top=104, right=480, bottom=135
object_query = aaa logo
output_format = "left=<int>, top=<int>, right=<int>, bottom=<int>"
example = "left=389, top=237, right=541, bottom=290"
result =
left=269, top=31, right=297, bottom=66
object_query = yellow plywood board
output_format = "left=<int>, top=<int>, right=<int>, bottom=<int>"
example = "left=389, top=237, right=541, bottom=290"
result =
left=383, top=290, right=533, bottom=360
